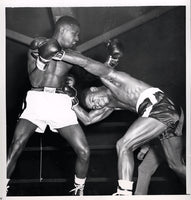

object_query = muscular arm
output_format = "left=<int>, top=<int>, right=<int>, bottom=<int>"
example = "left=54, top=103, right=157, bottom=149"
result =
left=73, top=105, right=114, bottom=125
left=28, top=49, right=41, bottom=74
left=60, top=50, right=134, bottom=88
left=61, top=50, right=112, bottom=77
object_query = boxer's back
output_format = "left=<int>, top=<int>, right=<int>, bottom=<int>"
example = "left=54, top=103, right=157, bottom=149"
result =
left=102, top=70, right=151, bottom=111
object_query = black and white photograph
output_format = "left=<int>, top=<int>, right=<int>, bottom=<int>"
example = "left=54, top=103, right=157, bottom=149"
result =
left=0, top=0, right=191, bottom=200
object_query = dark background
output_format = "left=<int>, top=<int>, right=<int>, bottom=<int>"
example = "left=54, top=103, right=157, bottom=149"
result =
left=6, top=6, right=186, bottom=196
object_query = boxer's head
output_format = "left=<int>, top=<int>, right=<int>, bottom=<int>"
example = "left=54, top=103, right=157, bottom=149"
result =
left=54, top=16, right=80, bottom=48
left=82, top=86, right=110, bottom=109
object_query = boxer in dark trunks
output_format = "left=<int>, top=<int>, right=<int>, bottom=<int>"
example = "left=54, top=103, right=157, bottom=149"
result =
left=7, top=16, right=90, bottom=196
left=134, top=104, right=184, bottom=195
left=52, top=49, right=186, bottom=195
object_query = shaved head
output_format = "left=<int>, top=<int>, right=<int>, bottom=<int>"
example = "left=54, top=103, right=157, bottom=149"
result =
left=55, top=16, right=80, bottom=32
left=80, top=86, right=110, bottom=109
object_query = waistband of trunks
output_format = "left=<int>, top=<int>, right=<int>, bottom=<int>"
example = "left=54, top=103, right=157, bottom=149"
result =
left=136, top=87, right=163, bottom=113
left=31, top=87, right=65, bottom=94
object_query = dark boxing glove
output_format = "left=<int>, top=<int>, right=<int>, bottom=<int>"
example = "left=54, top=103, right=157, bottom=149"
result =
left=30, top=37, right=48, bottom=50
left=63, top=85, right=77, bottom=98
left=105, top=38, right=123, bottom=68
left=36, top=39, right=64, bottom=71
left=30, top=37, right=48, bottom=59
left=63, top=85, right=79, bottom=109
left=107, top=38, right=123, bottom=59
left=65, top=75, right=75, bottom=87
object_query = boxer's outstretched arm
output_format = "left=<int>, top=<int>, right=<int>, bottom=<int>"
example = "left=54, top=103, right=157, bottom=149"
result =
left=60, top=50, right=113, bottom=77
left=73, top=105, right=114, bottom=125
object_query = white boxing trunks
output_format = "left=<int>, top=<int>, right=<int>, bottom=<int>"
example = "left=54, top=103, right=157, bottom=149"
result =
left=20, top=90, right=78, bottom=133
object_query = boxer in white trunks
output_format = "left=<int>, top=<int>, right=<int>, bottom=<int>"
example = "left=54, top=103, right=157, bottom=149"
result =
left=52, top=49, right=186, bottom=195
left=7, top=16, right=90, bottom=196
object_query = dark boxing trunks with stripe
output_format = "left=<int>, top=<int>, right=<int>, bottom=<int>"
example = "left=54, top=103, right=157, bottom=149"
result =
left=137, top=88, right=182, bottom=140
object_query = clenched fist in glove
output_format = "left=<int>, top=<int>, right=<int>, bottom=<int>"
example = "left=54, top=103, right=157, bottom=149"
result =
left=64, top=76, right=79, bottom=109
left=105, top=38, right=123, bottom=68
left=30, top=38, right=65, bottom=71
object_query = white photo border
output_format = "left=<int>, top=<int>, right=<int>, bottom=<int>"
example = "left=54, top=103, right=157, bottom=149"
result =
left=0, top=0, right=190, bottom=200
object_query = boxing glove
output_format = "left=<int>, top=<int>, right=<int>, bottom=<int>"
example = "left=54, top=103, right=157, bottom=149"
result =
left=36, top=39, right=64, bottom=71
left=30, top=37, right=48, bottom=50
left=36, top=39, right=63, bottom=70
left=105, top=39, right=123, bottom=68
left=30, top=37, right=48, bottom=59
left=65, top=75, right=75, bottom=87
left=63, top=85, right=79, bottom=109
left=63, top=85, right=77, bottom=98
left=107, top=38, right=123, bottom=59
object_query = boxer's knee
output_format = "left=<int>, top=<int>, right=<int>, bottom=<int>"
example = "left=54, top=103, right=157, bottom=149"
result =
left=77, top=146, right=90, bottom=162
left=116, top=139, right=121, bottom=153
left=116, top=138, right=132, bottom=156
left=116, top=138, right=124, bottom=154
left=168, top=161, right=185, bottom=176
left=10, top=135, right=27, bottom=154
left=7, top=137, right=27, bottom=171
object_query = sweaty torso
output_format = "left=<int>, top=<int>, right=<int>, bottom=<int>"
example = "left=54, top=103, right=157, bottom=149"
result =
left=102, top=70, right=151, bottom=112
left=28, top=49, right=73, bottom=88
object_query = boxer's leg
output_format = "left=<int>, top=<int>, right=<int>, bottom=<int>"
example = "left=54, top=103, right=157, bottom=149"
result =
left=135, top=147, right=163, bottom=195
left=7, top=119, right=37, bottom=178
left=58, top=124, right=90, bottom=195
left=115, top=117, right=166, bottom=195
left=160, top=136, right=186, bottom=183
left=117, top=117, right=166, bottom=180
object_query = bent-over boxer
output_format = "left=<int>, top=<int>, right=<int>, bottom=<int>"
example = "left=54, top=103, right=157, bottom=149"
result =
left=51, top=49, right=186, bottom=195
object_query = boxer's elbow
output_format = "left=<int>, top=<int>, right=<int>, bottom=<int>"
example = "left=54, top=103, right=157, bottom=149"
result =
left=79, top=115, right=92, bottom=125
left=83, top=115, right=99, bottom=125
left=83, top=118, right=92, bottom=125
left=83, top=120, right=91, bottom=126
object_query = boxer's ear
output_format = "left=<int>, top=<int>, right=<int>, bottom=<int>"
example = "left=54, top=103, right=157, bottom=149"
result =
left=90, top=87, right=98, bottom=92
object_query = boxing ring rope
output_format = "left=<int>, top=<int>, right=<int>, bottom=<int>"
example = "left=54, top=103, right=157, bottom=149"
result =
left=6, top=7, right=176, bottom=53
